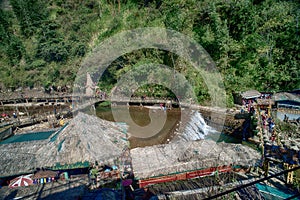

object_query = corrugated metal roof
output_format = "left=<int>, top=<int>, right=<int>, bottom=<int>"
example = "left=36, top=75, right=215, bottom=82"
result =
left=274, top=92, right=300, bottom=103
left=241, top=90, right=261, bottom=99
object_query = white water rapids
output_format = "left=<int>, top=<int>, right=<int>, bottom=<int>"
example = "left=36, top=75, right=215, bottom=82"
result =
left=175, top=111, right=219, bottom=142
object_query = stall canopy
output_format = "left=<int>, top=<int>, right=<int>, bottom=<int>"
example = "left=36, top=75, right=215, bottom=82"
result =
left=241, top=90, right=261, bottom=100
left=33, top=170, right=58, bottom=179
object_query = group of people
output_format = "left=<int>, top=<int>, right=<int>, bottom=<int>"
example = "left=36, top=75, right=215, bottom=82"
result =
left=261, top=111, right=276, bottom=144
left=95, top=89, right=107, bottom=99
left=0, top=112, right=18, bottom=122
left=241, top=99, right=256, bottom=114
left=89, top=164, right=120, bottom=189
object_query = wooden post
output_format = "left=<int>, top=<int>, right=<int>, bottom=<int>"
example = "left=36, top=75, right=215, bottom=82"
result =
left=268, top=100, right=271, bottom=116
left=14, top=100, right=19, bottom=113
left=23, top=103, right=29, bottom=117
left=261, top=142, right=265, bottom=158
left=263, top=160, right=269, bottom=177
left=1, top=101, right=4, bottom=112
left=286, top=164, right=298, bottom=184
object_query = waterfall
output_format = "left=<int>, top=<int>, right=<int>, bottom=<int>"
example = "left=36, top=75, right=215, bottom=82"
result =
left=175, top=111, right=218, bottom=142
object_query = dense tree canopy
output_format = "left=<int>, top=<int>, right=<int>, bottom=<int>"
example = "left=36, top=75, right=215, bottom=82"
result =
left=0, top=0, right=299, bottom=106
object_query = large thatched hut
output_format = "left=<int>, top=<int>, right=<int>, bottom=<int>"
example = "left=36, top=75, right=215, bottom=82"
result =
left=36, top=112, right=127, bottom=167
left=130, top=139, right=260, bottom=187
left=0, top=112, right=128, bottom=177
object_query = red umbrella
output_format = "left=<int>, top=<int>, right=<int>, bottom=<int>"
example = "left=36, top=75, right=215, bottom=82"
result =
left=9, top=174, right=33, bottom=188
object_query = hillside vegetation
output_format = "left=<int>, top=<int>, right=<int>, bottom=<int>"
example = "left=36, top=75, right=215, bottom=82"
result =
left=0, top=0, right=299, bottom=105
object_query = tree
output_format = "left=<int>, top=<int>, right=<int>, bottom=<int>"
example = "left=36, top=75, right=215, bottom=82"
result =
left=10, top=0, right=48, bottom=36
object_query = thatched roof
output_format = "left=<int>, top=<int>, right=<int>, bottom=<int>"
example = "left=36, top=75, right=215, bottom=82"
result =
left=37, top=112, right=127, bottom=167
left=148, top=172, right=242, bottom=195
left=147, top=173, right=264, bottom=200
left=0, top=141, right=47, bottom=177
left=0, top=112, right=128, bottom=177
left=130, top=140, right=260, bottom=180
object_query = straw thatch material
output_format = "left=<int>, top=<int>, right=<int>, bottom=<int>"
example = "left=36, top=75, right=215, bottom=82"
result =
left=130, top=140, right=260, bottom=179
left=0, top=112, right=128, bottom=177
left=0, top=141, right=46, bottom=177
left=37, top=112, right=128, bottom=167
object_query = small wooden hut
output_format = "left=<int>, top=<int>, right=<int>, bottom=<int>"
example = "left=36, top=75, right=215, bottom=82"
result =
left=234, top=90, right=261, bottom=105
left=241, top=90, right=261, bottom=100
left=256, top=99, right=275, bottom=111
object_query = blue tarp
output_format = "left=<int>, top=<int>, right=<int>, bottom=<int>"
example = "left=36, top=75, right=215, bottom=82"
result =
left=256, top=183, right=299, bottom=199
left=0, top=130, right=55, bottom=144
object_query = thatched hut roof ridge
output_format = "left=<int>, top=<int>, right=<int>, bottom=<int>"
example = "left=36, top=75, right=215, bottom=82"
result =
left=36, top=112, right=128, bottom=166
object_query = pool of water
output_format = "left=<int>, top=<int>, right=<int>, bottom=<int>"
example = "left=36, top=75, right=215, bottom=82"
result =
left=96, top=105, right=181, bottom=148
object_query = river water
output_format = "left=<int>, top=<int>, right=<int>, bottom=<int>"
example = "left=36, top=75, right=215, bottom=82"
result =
left=95, top=105, right=240, bottom=148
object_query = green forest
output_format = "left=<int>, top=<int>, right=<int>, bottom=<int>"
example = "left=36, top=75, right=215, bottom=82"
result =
left=0, top=0, right=299, bottom=106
